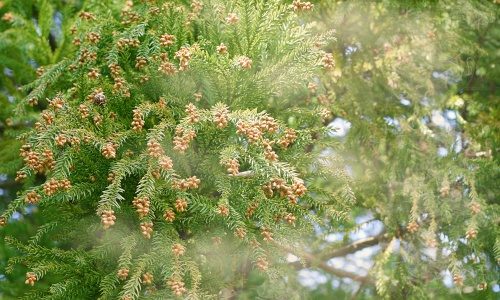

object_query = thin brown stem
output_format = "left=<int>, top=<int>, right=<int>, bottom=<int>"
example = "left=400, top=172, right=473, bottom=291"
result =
left=275, top=242, right=372, bottom=284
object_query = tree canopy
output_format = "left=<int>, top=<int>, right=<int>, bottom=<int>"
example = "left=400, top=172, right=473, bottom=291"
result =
left=0, top=0, right=498, bottom=299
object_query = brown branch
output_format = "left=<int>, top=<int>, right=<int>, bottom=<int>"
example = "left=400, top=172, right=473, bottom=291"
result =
left=319, top=230, right=388, bottom=260
left=275, top=242, right=372, bottom=284
left=0, top=180, right=21, bottom=189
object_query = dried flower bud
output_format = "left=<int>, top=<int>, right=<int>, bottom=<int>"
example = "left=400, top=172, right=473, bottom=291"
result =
left=453, top=274, right=463, bottom=286
left=217, top=204, right=229, bottom=217
left=159, top=34, right=175, bottom=46
left=25, top=191, right=41, bottom=204
left=117, top=268, right=129, bottom=280
left=236, top=121, right=262, bottom=143
left=175, top=47, right=191, bottom=71
left=469, top=202, right=481, bottom=214
left=163, top=209, right=175, bottom=222
left=79, top=11, right=96, bottom=21
left=217, top=43, right=228, bottom=54
left=102, top=143, right=117, bottom=159
left=59, top=179, right=71, bottom=190
left=93, top=114, right=103, bottom=126
left=55, top=134, right=68, bottom=147
left=147, top=139, right=164, bottom=157
left=173, top=127, right=196, bottom=152
left=291, top=179, right=307, bottom=197
left=212, top=104, right=229, bottom=128
left=172, top=243, right=185, bottom=256
left=15, top=171, right=27, bottom=182
left=86, top=32, right=101, bottom=44
left=25, top=272, right=37, bottom=286
left=466, top=228, right=477, bottom=240
left=159, top=61, right=177, bottom=75
left=260, top=227, right=273, bottom=242
left=101, top=210, right=116, bottom=229
left=256, top=257, right=269, bottom=271
left=167, top=278, right=187, bottom=296
left=185, top=103, right=199, bottom=124
left=284, top=213, right=296, bottom=225
left=237, top=56, right=252, bottom=69
left=279, top=128, right=297, bottom=148
left=132, top=108, right=144, bottom=131
left=49, top=96, right=65, bottom=111
left=79, top=104, right=90, bottom=118
left=87, top=68, right=101, bottom=80
left=225, top=159, right=239, bottom=175
left=140, top=222, right=153, bottom=239
left=135, top=56, right=147, bottom=69
left=246, top=202, right=259, bottom=217
left=175, top=198, right=188, bottom=212
left=159, top=155, right=173, bottom=171
left=28, top=97, right=38, bottom=106
left=194, top=92, right=202, bottom=102
left=2, top=12, right=14, bottom=22
left=142, top=272, right=154, bottom=285
left=307, top=82, right=317, bottom=93
left=234, top=227, right=246, bottom=239
left=291, top=0, right=314, bottom=12
left=133, top=197, right=150, bottom=218
left=406, top=221, right=419, bottom=233
left=43, top=178, right=60, bottom=196
left=109, top=63, right=121, bottom=77
left=225, top=13, right=239, bottom=24
left=322, top=52, right=335, bottom=69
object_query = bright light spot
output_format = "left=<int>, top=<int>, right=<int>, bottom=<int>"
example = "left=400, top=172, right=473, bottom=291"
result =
left=345, top=45, right=359, bottom=56
left=445, top=110, right=456, bottom=120
left=438, top=147, right=448, bottom=157
left=431, top=110, right=452, bottom=131
left=298, top=269, right=328, bottom=289
left=423, top=247, right=437, bottom=260
left=400, top=98, right=411, bottom=106
left=384, top=116, right=400, bottom=128
left=11, top=212, right=22, bottom=220
left=349, top=230, right=367, bottom=240
left=327, top=118, right=352, bottom=137
left=3, top=67, right=13, bottom=77
left=353, top=245, right=380, bottom=259
left=327, top=258, right=345, bottom=269
left=442, top=270, right=452, bottom=288
left=325, top=232, right=343, bottom=242
left=287, top=253, right=299, bottom=262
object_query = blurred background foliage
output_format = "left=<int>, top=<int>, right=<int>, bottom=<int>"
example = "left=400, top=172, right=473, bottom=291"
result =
left=0, top=0, right=498, bottom=299
left=302, top=0, right=499, bottom=298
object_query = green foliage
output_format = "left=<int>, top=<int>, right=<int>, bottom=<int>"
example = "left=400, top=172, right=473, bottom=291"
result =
left=1, top=0, right=345, bottom=298
left=1, top=0, right=498, bottom=299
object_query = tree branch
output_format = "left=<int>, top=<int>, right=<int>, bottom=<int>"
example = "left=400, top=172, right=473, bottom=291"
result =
left=275, top=242, right=372, bottom=284
left=319, top=231, right=388, bottom=260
